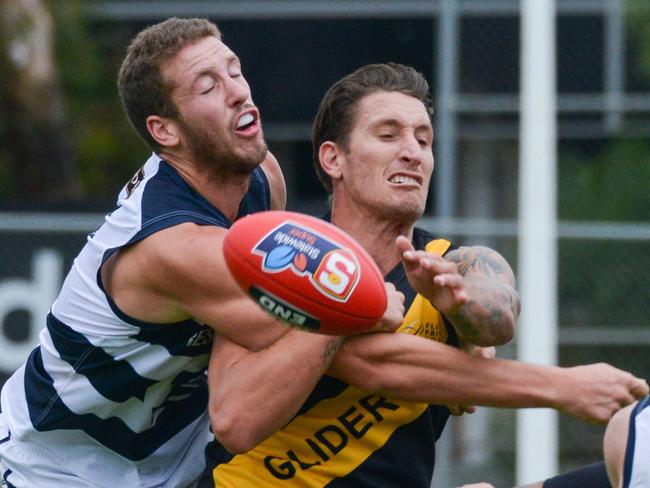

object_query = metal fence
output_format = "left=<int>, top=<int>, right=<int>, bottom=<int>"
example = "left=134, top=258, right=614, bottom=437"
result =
left=1, top=0, right=650, bottom=486
left=1, top=213, right=648, bottom=486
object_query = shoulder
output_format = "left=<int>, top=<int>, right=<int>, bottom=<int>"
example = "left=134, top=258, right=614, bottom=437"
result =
left=604, top=402, right=634, bottom=488
left=412, top=227, right=454, bottom=255
left=110, top=223, right=229, bottom=314
left=260, top=151, right=286, bottom=210
left=135, top=223, right=228, bottom=277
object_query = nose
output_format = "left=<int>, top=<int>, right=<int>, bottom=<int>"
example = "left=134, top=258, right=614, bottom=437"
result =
left=399, top=134, right=423, bottom=166
left=225, top=75, right=251, bottom=107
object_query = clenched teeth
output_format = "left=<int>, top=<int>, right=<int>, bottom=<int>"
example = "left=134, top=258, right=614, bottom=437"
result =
left=389, top=175, right=419, bottom=185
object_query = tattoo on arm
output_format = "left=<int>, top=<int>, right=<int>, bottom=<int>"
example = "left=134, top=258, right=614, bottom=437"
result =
left=445, top=246, right=521, bottom=344
left=446, top=246, right=515, bottom=286
left=323, top=337, right=344, bottom=365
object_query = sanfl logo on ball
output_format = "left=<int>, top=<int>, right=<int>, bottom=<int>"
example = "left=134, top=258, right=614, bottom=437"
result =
left=253, top=221, right=361, bottom=302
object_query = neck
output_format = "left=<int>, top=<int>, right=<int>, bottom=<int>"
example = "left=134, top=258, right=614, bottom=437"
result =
left=330, top=204, right=415, bottom=276
left=159, top=151, right=251, bottom=222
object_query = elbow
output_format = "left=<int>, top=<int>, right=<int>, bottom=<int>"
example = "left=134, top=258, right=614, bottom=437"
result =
left=469, top=313, right=516, bottom=347
left=210, top=403, right=261, bottom=454
left=477, top=284, right=519, bottom=346
left=491, top=314, right=515, bottom=346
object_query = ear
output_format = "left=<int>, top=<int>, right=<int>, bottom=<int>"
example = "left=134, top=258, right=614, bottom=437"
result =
left=318, top=141, right=344, bottom=182
left=146, top=115, right=180, bottom=148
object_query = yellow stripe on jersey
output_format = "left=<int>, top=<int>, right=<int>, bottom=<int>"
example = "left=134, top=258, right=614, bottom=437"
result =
left=212, top=239, right=452, bottom=487
left=212, top=388, right=428, bottom=487
left=396, top=238, right=452, bottom=343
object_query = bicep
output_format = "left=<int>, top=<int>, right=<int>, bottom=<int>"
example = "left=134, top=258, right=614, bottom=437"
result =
left=145, top=224, right=289, bottom=351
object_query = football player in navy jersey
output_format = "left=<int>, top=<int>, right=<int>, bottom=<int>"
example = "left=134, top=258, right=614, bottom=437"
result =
left=604, top=394, right=650, bottom=488
left=0, top=18, right=405, bottom=488
left=200, top=63, right=648, bottom=487
left=462, top=394, right=650, bottom=488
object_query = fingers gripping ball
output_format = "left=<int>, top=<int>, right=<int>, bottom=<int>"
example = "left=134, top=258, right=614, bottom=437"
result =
left=223, top=211, right=387, bottom=335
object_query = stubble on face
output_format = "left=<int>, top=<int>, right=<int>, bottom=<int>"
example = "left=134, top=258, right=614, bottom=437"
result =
left=177, top=112, right=268, bottom=180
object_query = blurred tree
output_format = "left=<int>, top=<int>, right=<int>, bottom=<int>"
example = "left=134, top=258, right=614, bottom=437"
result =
left=0, top=0, right=80, bottom=201
left=51, top=2, right=148, bottom=202
left=627, top=0, right=650, bottom=75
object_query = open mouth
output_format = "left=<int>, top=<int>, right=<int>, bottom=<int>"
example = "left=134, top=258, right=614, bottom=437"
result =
left=236, top=112, right=256, bottom=131
left=388, top=174, right=421, bottom=186
left=235, top=110, right=259, bottom=135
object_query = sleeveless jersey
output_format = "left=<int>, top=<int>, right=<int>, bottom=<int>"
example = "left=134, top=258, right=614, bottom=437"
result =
left=200, top=227, right=459, bottom=488
left=624, top=394, right=650, bottom=488
left=0, top=153, right=271, bottom=487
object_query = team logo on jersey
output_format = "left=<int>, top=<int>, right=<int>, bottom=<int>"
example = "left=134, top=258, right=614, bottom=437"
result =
left=125, top=166, right=145, bottom=199
left=252, top=221, right=360, bottom=302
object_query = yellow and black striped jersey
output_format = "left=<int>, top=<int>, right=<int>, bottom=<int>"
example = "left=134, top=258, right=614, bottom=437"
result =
left=200, top=227, right=459, bottom=488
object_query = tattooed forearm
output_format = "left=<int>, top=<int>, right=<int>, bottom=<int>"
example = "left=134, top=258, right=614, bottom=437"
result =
left=449, top=282, right=519, bottom=345
left=444, top=246, right=520, bottom=346
left=446, top=246, right=515, bottom=286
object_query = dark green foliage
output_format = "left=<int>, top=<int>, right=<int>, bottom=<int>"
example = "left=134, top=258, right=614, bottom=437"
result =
left=559, top=139, right=650, bottom=222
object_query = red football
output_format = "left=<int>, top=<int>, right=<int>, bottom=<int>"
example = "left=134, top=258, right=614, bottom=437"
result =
left=223, top=210, right=387, bottom=335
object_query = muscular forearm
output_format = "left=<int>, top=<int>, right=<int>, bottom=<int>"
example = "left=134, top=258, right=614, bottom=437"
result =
left=329, top=332, right=647, bottom=424
left=330, top=333, right=554, bottom=408
left=209, top=331, right=343, bottom=453
left=445, top=275, right=519, bottom=346
left=399, top=241, right=520, bottom=347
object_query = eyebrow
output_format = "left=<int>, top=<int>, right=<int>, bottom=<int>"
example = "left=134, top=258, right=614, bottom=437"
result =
left=189, top=54, right=241, bottom=87
left=371, top=119, right=433, bottom=134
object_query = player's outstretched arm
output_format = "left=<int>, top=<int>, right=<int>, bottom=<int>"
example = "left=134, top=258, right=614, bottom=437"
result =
left=397, top=236, right=519, bottom=346
left=328, top=332, right=648, bottom=423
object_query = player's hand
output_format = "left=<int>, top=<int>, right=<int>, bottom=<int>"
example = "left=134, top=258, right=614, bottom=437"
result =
left=396, top=235, right=468, bottom=316
left=557, top=363, right=649, bottom=423
left=447, top=345, right=496, bottom=415
left=366, top=282, right=404, bottom=333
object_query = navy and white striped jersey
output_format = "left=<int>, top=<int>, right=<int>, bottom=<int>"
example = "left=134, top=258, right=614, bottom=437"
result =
left=624, top=394, right=650, bottom=488
left=0, top=153, right=271, bottom=487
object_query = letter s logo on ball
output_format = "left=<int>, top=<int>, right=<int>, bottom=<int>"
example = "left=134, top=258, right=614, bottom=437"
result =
left=314, top=250, right=359, bottom=301
left=252, top=221, right=360, bottom=303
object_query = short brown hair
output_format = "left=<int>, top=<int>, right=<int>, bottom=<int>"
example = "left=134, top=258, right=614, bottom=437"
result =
left=117, top=18, right=221, bottom=150
left=311, top=63, right=432, bottom=193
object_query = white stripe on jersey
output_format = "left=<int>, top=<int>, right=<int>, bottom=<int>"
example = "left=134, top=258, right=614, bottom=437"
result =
left=0, top=153, right=271, bottom=486
left=627, top=396, right=650, bottom=488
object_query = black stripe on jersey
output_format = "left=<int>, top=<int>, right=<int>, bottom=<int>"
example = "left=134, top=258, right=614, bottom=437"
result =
left=2, top=468, right=17, bottom=488
left=237, top=165, right=270, bottom=218
left=142, top=162, right=269, bottom=228
left=24, top=348, right=208, bottom=461
left=133, top=321, right=213, bottom=356
left=623, top=394, right=650, bottom=488
left=325, top=406, right=448, bottom=488
left=47, top=313, right=157, bottom=402
left=142, top=162, right=231, bottom=227
left=92, top=287, right=213, bottom=357
left=295, top=375, right=349, bottom=417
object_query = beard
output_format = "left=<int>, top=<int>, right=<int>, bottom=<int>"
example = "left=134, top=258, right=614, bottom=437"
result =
left=179, top=116, right=268, bottom=180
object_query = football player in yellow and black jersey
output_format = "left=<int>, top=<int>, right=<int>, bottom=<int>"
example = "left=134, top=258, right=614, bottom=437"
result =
left=198, top=64, right=648, bottom=487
